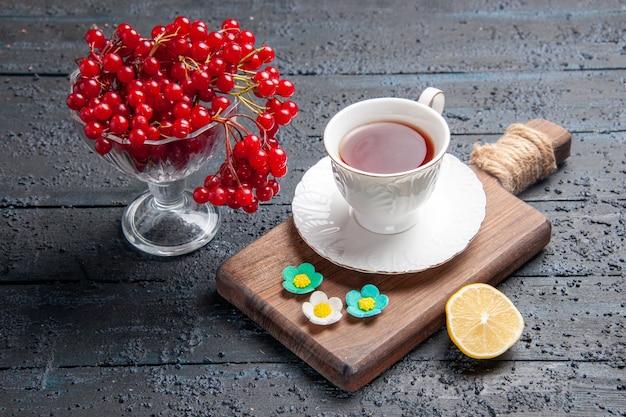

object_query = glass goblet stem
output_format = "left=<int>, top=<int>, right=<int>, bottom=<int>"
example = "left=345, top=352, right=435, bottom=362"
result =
left=121, top=178, right=220, bottom=257
left=148, top=180, right=186, bottom=209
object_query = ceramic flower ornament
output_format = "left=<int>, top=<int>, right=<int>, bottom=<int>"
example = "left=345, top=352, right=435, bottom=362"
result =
left=346, top=284, right=389, bottom=318
left=302, top=291, right=343, bottom=325
left=282, top=263, right=323, bottom=294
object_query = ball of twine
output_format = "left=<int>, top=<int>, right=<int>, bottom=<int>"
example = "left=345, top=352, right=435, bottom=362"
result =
left=470, top=123, right=557, bottom=195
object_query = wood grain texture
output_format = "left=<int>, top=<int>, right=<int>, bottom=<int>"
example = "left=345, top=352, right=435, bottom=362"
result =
left=0, top=1, right=624, bottom=414
left=216, top=120, right=570, bottom=391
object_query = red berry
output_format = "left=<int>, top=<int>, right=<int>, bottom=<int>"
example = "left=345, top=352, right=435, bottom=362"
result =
left=102, top=53, right=122, bottom=73
left=256, top=184, right=274, bottom=202
left=265, top=137, right=279, bottom=150
left=145, top=125, right=160, bottom=141
left=282, top=100, right=299, bottom=118
left=190, top=105, right=211, bottom=129
left=189, top=20, right=209, bottom=42
left=151, top=25, right=166, bottom=39
left=197, top=86, right=216, bottom=102
left=268, top=147, right=287, bottom=170
left=131, top=115, right=149, bottom=131
left=249, top=149, right=269, bottom=173
left=109, top=114, right=129, bottom=135
left=116, top=23, right=132, bottom=35
left=208, top=186, right=228, bottom=206
left=79, top=58, right=101, bottom=77
left=134, top=39, right=153, bottom=57
left=84, top=29, right=106, bottom=49
left=265, top=66, right=280, bottom=79
left=203, top=174, right=221, bottom=189
left=66, top=92, right=86, bottom=110
left=277, top=79, right=295, bottom=97
left=112, top=103, right=131, bottom=118
left=237, top=29, right=255, bottom=45
left=189, top=41, right=210, bottom=61
left=222, top=42, right=242, bottom=64
left=171, top=118, right=191, bottom=138
left=242, top=199, right=259, bottom=213
left=173, top=101, right=191, bottom=119
left=232, top=140, right=248, bottom=160
left=256, top=112, right=275, bottom=131
left=207, top=57, right=226, bottom=77
left=163, top=83, right=184, bottom=101
left=206, top=31, right=224, bottom=50
left=235, top=187, right=254, bottom=207
left=173, top=16, right=192, bottom=35
left=249, top=170, right=269, bottom=188
left=271, top=163, right=287, bottom=178
left=70, top=18, right=296, bottom=217
left=84, top=120, right=103, bottom=139
left=235, top=159, right=253, bottom=180
left=77, top=77, right=101, bottom=99
left=241, top=53, right=262, bottom=71
left=143, top=79, right=160, bottom=97
left=266, top=97, right=282, bottom=113
left=258, top=45, right=275, bottom=63
left=221, top=19, right=240, bottom=31
left=191, top=70, right=211, bottom=90
left=193, top=187, right=211, bottom=204
left=169, top=62, right=188, bottom=81
left=268, top=179, right=280, bottom=195
left=142, top=56, right=161, bottom=75
left=211, top=96, right=231, bottom=114
left=94, top=137, right=112, bottom=155
left=102, top=91, right=122, bottom=107
left=169, top=36, right=190, bottom=56
left=243, top=134, right=262, bottom=153
left=127, top=89, right=146, bottom=108
left=117, top=24, right=140, bottom=49
left=273, top=108, right=292, bottom=126
left=159, top=119, right=173, bottom=137
left=129, top=128, right=147, bottom=147
left=255, top=78, right=276, bottom=98
left=117, top=66, right=135, bottom=83
left=253, top=70, right=270, bottom=83
left=135, top=103, right=154, bottom=119
left=79, top=107, right=95, bottom=123
left=225, top=186, right=238, bottom=204
left=267, top=120, right=279, bottom=137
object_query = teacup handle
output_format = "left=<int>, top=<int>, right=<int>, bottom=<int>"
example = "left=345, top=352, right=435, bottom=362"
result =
left=418, top=87, right=445, bottom=115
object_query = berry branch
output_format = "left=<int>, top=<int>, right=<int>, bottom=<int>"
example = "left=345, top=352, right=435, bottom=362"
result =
left=67, top=16, right=298, bottom=213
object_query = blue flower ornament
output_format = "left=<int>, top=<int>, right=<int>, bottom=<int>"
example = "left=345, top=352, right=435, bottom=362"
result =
left=346, top=284, right=389, bottom=318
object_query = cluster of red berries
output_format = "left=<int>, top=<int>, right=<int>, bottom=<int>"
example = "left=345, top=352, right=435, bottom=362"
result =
left=67, top=17, right=298, bottom=213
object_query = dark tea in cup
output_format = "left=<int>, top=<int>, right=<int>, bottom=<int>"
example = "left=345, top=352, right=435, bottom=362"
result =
left=339, top=121, right=435, bottom=174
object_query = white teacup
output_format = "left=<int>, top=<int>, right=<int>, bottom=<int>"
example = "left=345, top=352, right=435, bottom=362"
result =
left=323, top=88, right=450, bottom=234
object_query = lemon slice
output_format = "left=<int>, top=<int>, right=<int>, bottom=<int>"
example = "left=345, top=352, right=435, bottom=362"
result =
left=445, top=283, right=524, bottom=359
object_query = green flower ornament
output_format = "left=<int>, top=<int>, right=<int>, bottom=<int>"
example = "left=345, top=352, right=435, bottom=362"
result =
left=282, top=263, right=323, bottom=294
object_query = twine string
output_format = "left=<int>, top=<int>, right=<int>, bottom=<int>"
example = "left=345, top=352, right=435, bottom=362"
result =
left=469, top=123, right=557, bottom=195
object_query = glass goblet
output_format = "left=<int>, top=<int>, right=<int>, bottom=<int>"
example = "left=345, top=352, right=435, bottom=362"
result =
left=70, top=75, right=237, bottom=256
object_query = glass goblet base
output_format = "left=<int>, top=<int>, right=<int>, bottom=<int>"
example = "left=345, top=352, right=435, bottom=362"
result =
left=121, top=181, right=220, bottom=257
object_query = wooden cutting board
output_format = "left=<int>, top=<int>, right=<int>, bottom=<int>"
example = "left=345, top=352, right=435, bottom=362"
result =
left=216, top=119, right=571, bottom=392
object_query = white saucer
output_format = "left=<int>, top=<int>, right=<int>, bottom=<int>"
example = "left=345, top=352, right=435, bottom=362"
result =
left=292, top=154, right=486, bottom=274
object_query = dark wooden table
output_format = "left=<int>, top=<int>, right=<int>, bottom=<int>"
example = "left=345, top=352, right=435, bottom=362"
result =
left=1, top=1, right=624, bottom=415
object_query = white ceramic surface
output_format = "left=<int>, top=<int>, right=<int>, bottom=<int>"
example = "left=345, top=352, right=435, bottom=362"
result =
left=323, top=93, right=450, bottom=234
left=292, top=154, right=486, bottom=274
